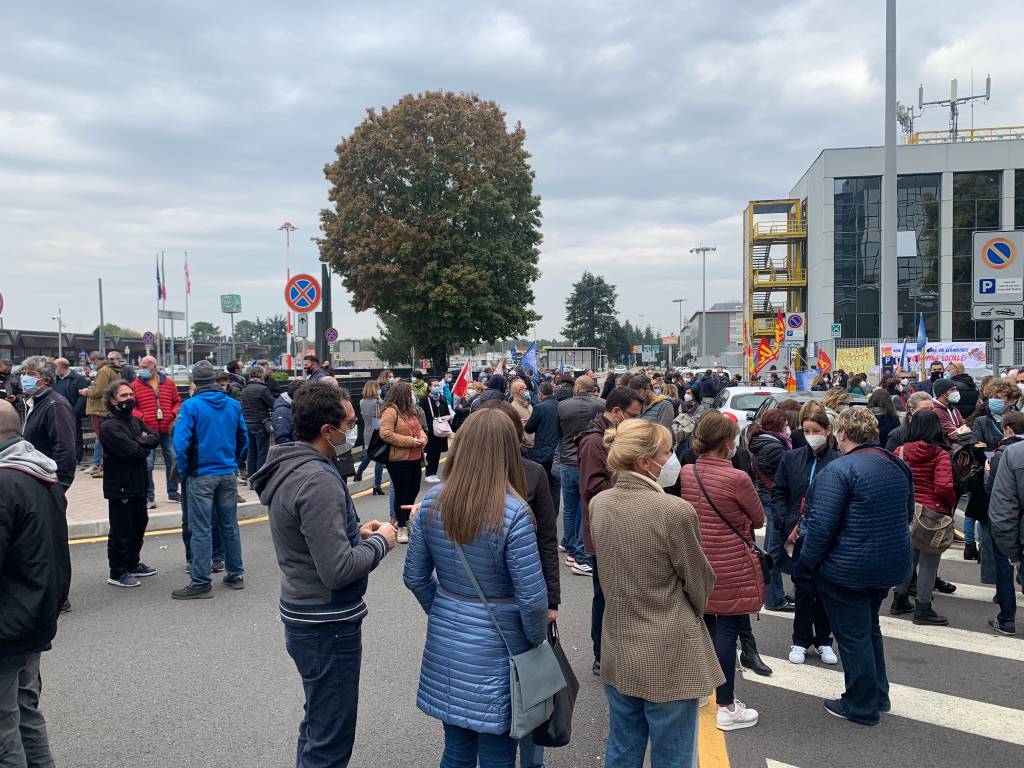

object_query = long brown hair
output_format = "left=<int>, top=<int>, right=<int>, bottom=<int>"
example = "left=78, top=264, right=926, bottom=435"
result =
left=383, top=380, right=415, bottom=416
left=438, top=409, right=527, bottom=544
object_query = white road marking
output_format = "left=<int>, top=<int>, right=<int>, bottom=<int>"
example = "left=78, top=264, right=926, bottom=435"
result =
left=759, top=610, right=1024, bottom=662
left=765, top=761, right=802, bottom=768
left=744, top=656, right=1024, bottom=746
left=941, top=581, right=1024, bottom=607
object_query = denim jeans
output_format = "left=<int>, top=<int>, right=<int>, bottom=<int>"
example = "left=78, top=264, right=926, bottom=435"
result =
left=560, top=464, right=584, bottom=560
left=90, top=414, right=103, bottom=467
left=146, top=432, right=177, bottom=501
left=0, top=653, right=54, bottom=768
left=818, top=578, right=890, bottom=725
left=246, top=423, right=270, bottom=478
left=763, top=512, right=787, bottom=609
left=440, top=722, right=517, bottom=768
left=604, top=684, right=698, bottom=768
left=285, top=620, right=362, bottom=768
left=180, top=478, right=223, bottom=566
left=517, top=736, right=544, bottom=768
left=981, top=522, right=1018, bottom=624
left=187, top=474, right=243, bottom=586
left=356, top=454, right=385, bottom=487
left=591, top=556, right=605, bottom=662
left=702, top=614, right=741, bottom=706
left=963, top=516, right=978, bottom=546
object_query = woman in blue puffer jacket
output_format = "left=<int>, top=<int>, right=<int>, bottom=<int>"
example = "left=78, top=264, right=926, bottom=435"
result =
left=404, top=409, right=549, bottom=768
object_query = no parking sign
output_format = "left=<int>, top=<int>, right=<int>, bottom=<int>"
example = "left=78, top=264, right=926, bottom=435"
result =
left=784, top=312, right=805, bottom=346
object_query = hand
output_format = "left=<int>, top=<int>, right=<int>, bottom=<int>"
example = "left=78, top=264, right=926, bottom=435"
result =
left=547, top=609, right=558, bottom=623
left=78, top=388, right=89, bottom=396
left=376, top=522, right=398, bottom=550
left=401, top=503, right=421, bottom=520
left=359, top=520, right=384, bottom=540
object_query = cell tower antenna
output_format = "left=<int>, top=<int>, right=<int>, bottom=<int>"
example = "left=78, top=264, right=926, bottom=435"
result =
left=918, top=73, right=991, bottom=142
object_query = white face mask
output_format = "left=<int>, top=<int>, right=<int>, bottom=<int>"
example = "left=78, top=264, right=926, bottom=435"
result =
left=784, top=427, right=792, bottom=437
left=947, top=390, right=961, bottom=405
left=806, top=434, right=827, bottom=451
left=684, top=392, right=693, bottom=401
left=727, top=445, right=738, bottom=460
left=649, top=454, right=681, bottom=487
left=1017, top=382, right=1024, bottom=396
left=901, top=379, right=908, bottom=386
left=329, top=425, right=358, bottom=456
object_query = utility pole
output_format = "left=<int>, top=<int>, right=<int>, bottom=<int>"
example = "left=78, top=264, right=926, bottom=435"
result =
left=690, top=246, right=717, bottom=362
left=52, top=308, right=63, bottom=359
left=880, top=0, right=898, bottom=340
left=98, top=279, right=106, bottom=354
left=673, top=298, right=687, bottom=364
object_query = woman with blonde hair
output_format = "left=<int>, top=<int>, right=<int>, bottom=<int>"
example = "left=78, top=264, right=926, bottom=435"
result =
left=680, top=410, right=765, bottom=731
left=377, top=369, right=395, bottom=399
left=404, top=409, right=548, bottom=767
left=355, top=380, right=386, bottom=495
left=590, top=418, right=722, bottom=766
left=380, top=380, right=427, bottom=543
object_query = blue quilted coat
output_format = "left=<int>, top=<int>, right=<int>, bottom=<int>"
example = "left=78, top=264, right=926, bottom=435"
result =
left=403, top=485, right=548, bottom=734
left=799, top=444, right=914, bottom=590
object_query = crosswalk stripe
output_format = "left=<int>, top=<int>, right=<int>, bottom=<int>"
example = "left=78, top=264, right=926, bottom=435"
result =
left=944, top=581, right=1024, bottom=607
left=759, top=610, right=1024, bottom=663
left=743, top=656, right=1024, bottom=746
left=765, top=761, right=801, bottom=768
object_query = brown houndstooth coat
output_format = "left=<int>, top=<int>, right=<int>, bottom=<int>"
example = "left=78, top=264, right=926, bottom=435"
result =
left=590, top=471, right=726, bottom=703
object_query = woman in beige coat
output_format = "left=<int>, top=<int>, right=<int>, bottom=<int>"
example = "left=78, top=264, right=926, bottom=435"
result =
left=590, top=419, right=723, bottom=768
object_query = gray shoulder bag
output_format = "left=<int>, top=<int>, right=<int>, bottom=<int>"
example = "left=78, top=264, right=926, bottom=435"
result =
left=454, top=544, right=566, bottom=739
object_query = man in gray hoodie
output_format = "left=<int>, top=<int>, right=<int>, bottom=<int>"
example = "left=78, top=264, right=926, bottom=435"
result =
left=250, top=382, right=395, bottom=768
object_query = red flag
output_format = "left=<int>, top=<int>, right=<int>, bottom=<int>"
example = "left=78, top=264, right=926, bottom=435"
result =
left=451, top=358, right=473, bottom=398
left=817, top=348, right=832, bottom=375
left=774, top=310, right=785, bottom=350
left=184, top=258, right=191, bottom=295
left=753, top=338, right=775, bottom=376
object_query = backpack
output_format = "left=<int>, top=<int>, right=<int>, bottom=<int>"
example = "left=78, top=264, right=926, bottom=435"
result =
left=671, top=410, right=695, bottom=445
left=949, top=443, right=980, bottom=496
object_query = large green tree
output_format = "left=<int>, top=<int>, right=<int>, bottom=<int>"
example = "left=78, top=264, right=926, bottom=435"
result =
left=318, top=90, right=543, bottom=372
left=562, top=272, right=617, bottom=348
left=191, top=321, right=220, bottom=338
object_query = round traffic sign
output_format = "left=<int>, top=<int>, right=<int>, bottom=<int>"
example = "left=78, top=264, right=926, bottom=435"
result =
left=284, top=273, right=322, bottom=313
left=787, top=314, right=804, bottom=329
left=982, top=237, right=1017, bottom=270
left=324, top=327, right=339, bottom=343
left=142, top=331, right=155, bottom=345
left=0, top=291, right=4, bottom=315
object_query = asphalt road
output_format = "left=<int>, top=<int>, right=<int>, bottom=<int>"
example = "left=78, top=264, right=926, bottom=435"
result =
left=46, top=483, right=1024, bottom=768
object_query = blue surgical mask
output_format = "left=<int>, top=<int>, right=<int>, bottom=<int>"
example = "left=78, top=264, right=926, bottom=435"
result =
left=431, top=385, right=443, bottom=395
left=139, top=369, right=153, bottom=380
left=944, top=372, right=952, bottom=379
left=989, top=399, right=1006, bottom=416
left=20, top=375, right=39, bottom=395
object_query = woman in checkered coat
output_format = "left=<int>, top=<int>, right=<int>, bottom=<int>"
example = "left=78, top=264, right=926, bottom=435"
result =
left=590, top=419, right=723, bottom=768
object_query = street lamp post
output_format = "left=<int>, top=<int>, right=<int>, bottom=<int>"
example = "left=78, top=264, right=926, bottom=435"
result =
left=51, top=308, right=63, bottom=359
left=672, top=298, right=687, bottom=364
left=689, top=246, right=717, bottom=362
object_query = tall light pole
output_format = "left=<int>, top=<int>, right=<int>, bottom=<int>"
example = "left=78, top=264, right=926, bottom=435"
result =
left=880, top=0, right=898, bottom=340
left=673, top=298, right=687, bottom=364
left=51, top=308, right=63, bottom=359
left=690, top=245, right=717, bottom=361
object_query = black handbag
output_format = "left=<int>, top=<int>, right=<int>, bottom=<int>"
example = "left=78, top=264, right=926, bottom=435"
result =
left=532, top=621, right=579, bottom=748
left=365, top=428, right=390, bottom=463
left=691, top=465, right=774, bottom=584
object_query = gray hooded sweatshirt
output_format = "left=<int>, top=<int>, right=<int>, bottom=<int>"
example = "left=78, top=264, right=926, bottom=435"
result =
left=250, top=442, right=388, bottom=625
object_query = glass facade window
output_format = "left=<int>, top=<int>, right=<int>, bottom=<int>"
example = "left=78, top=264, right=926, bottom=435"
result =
left=952, top=171, right=1001, bottom=340
left=896, top=174, right=940, bottom=339
left=1016, top=170, right=1024, bottom=230
left=834, top=177, right=881, bottom=338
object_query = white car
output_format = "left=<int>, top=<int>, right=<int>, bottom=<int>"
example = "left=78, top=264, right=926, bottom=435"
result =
left=613, top=365, right=627, bottom=375
left=711, top=386, right=787, bottom=422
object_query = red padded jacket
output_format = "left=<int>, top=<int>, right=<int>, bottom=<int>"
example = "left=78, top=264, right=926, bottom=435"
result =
left=131, top=374, right=181, bottom=435
left=897, top=441, right=956, bottom=513
left=681, top=456, right=765, bottom=615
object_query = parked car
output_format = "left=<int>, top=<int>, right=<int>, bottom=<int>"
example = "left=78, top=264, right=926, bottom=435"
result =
left=711, top=386, right=786, bottom=422
left=613, top=364, right=628, bottom=375
left=738, top=390, right=870, bottom=450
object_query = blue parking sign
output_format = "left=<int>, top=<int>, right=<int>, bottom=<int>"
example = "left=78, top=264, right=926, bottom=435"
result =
left=979, top=279, right=996, bottom=294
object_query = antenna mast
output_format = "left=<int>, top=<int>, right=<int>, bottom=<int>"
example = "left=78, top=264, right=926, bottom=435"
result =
left=918, top=74, right=991, bottom=142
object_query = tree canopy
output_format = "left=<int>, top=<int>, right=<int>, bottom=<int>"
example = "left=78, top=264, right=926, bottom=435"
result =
left=562, top=272, right=617, bottom=348
left=190, top=321, right=220, bottom=338
left=318, top=90, right=543, bottom=372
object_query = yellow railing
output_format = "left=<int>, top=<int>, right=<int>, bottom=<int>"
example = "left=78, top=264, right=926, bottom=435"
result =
left=752, top=221, right=807, bottom=238
left=908, top=126, right=1024, bottom=144
left=752, top=317, right=783, bottom=335
left=752, top=268, right=807, bottom=288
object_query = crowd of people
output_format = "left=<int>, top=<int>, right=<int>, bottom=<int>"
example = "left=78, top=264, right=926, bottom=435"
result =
left=3, top=351, right=1024, bottom=767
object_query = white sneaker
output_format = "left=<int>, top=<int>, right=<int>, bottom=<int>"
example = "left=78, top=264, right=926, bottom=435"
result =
left=425, top=475, right=440, bottom=483
left=788, top=645, right=807, bottom=664
left=816, top=645, right=839, bottom=664
left=716, top=699, right=759, bottom=731
left=397, top=526, right=409, bottom=544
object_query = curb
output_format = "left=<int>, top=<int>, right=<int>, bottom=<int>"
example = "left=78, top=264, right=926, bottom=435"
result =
left=68, top=500, right=269, bottom=540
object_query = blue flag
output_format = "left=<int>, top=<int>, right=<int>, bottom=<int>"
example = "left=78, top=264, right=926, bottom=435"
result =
left=519, top=341, right=538, bottom=375
left=899, top=338, right=908, bottom=371
left=917, top=312, right=927, bottom=352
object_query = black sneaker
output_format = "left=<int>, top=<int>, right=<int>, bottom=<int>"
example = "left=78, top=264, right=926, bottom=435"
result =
left=592, top=659, right=600, bottom=676
left=212, top=559, right=225, bottom=573
left=60, top=598, right=72, bottom=613
left=223, top=575, right=245, bottom=590
left=168, top=491, right=181, bottom=502
left=823, top=698, right=879, bottom=727
left=131, top=563, right=158, bottom=578
left=933, top=577, right=957, bottom=594
left=963, top=542, right=979, bottom=560
left=172, top=584, right=213, bottom=600
left=988, top=618, right=1016, bottom=635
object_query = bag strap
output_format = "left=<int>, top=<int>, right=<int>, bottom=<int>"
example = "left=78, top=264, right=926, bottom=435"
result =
left=454, top=543, right=513, bottom=656
left=691, top=463, right=755, bottom=551
left=752, top=458, right=774, bottom=489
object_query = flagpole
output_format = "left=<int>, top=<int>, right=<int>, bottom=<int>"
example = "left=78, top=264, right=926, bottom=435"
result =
left=184, top=251, right=190, bottom=366
left=155, top=253, right=162, bottom=366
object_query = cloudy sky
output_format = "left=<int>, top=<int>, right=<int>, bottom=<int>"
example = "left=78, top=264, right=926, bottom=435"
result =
left=4, top=0, right=1023, bottom=344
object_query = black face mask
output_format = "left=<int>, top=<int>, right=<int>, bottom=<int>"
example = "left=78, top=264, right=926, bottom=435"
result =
left=930, top=371, right=943, bottom=382
left=115, top=399, right=135, bottom=414
left=303, top=367, right=312, bottom=375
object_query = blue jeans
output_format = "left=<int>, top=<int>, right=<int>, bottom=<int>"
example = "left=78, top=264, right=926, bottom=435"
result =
left=285, top=620, right=362, bottom=768
left=180, top=477, right=223, bottom=565
left=817, top=578, right=890, bottom=725
left=440, top=722, right=516, bottom=768
left=763, top=510, right=787, bottom=609
left=517, top=736, right=544, bottom=768
left=981, top=522, right=1018, bottom=624
left=604, top=685, right=698, bottom=768
left=560, top=464, right=585, bottom=561
left=146, top=432, right=177, bottom=501
left=356, top=453, right=385, bottom=487
left=187, top=474, right=243, bottom=586
left=964, top=516, right=978, bottom=546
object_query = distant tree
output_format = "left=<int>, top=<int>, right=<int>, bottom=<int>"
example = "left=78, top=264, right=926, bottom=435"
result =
left=604, top=320, right=631, bottom=363
left=253, top=315, right=287, bottom=358
left=562, top=272, right=617, bottom=348
left=191, top=321, right=220, bottom=338
left=233, top=319, right=257, bottom=342
left=372, top=315, right=416, bottom=367
left=319, top=90, right=543, bottom=373
left=93, top=323, right=141, bottom=338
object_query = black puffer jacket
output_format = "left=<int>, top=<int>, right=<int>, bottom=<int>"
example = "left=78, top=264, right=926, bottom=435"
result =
left=748, top=432, right=789, bottom=507
left=951, top=374, right=979, bottom=420
left=241, top=380, right=275, bottom=425
left=523, top=457, right=559, bottom=609
left=100, top=410, right=159, bottom=499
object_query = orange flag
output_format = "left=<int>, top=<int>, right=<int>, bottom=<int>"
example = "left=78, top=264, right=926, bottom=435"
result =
left=753, top=338, right=774, bottom=376
left=786, top=373, right=797, bottom=392
left=817, top=348, right=832, bottom=375
left=774, top=310, right=785, bottom=350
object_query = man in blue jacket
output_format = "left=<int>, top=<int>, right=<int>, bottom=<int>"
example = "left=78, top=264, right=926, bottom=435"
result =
left=799, top=408, right=913, bottom=727
left=171, top=360, right=248, bottom=599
